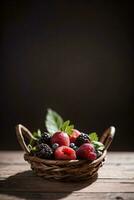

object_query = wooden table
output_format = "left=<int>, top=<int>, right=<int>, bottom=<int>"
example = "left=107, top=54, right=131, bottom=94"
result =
left=0, top=151, right=134, bottom=200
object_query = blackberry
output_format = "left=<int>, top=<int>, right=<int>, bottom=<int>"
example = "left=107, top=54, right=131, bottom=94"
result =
left=38, top=132, right=51, bottom=145
left=36, top=143, right=47, bottom=150
left=35, top=143, right=53, bottom=159
left=75, top=133, right=90, bottom=147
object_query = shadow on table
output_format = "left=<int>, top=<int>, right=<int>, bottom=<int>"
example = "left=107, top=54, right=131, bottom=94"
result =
left=0, top=170, right=98, bottom=200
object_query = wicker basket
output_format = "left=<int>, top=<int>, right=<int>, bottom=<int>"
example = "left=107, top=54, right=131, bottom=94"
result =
left=16, top=124, right=115, bottom=181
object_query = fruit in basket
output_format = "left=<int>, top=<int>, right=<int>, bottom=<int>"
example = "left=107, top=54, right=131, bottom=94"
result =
left=69, top=143, right=78, bottom=151
left=75, top=133, right=90, bottom=146
left=54, top=146, right=76, bottom=160
left=38, top=132, right=51, bottom=145
left=76, top=143, right=96, bottom=160
left=69, top=129, right=81, bottom=143
left=29, top=109, right=104, bottom=161
left=87, top=151, right=97, bottom=160
left=35, top=143, right=53, bottom=159
left=52, top=143, right=60, bottom=150
left=51, top=131, right=70, bottom=146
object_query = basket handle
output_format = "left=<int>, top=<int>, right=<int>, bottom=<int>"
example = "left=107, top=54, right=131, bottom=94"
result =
left=100, top=126, right=115, bottom=150
left=16, top=124, right=37, bottom=153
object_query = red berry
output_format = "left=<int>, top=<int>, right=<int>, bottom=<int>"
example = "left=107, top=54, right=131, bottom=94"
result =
left=54, top=146, right=76, bottom=160
left=88, top=151, right=97, bottom=161
left=69, top=129, right=81, bottom=143
left=76, top=143, right=96, bottom=161
left=51, top=131, right=70, bottom=146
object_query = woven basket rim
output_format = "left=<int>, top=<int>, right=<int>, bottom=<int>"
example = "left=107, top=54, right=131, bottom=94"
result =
left=24, top=149, right=107, bottom=166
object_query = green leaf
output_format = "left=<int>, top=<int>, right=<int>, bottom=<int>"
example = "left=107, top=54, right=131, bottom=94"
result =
left=45, top=108, right=64, bottom=134
left=29, top=129, right=41, bottom=146
left=61, top=120, right=70, bottom=131
left=28, top=145, right=38, bottom=152
left=89, top=132, right=99, bottom=141
left=31, top=146, right=38, bottom=152
left=92, top=141, right=105, bottom=151
left=61, top=120, right=74, bottom=135
left=35, top=129, right=42, bottom=138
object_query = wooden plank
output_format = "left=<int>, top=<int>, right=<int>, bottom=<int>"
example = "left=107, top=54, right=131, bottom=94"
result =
left=0, top=192, right=134, bottom=200
left=0, top=172, right=134, bottom=192
left=99, top=164, right=134, bottom=179
left=106, top=152, right=134, bottom=165
left=0, top=151, right=24, bottom=164
left=0, top=166, right=30, bottom=178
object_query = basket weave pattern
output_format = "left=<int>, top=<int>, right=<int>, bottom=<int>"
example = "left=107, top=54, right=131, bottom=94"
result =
left=16, top=124, right=115, bottom=181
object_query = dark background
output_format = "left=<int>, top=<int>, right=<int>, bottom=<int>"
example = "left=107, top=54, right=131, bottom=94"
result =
left=2, top=1, right=133, bottom=150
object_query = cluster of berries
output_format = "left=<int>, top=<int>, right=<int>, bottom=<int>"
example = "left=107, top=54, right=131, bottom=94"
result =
left=30, top=129, right=102, bottom=161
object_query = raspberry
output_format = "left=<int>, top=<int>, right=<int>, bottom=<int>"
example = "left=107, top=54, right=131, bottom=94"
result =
left=51, top=131, right=70, bottom=146
left=38, top=132, right=51, bottom=145
left=69, top=129, right=81, bottom=143
left=75, top=133, right=90, bottom=146
left=35, top=143, right=53, bottom=159
left=54, top=146, right=76, bottom=160
left=76, top=143, right=96, bottom=161
left=88, top=151, right=97, bottom=161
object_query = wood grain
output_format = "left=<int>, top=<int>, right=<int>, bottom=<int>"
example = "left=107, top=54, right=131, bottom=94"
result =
left=0, top=193, right=134, bottom=200
left=0, top=151, right=134, bottom=200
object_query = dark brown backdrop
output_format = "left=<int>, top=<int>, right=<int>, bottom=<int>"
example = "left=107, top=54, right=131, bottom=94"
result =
left=1, top=1, right=133, bottom=150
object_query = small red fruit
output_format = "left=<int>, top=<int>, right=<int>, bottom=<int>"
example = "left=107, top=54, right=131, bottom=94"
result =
left=69, top=129, right=81, bottom=143
left=54, top=146, right=76, bottom=160
left=51, top=131, right=70, bottom=146
left=76, top=143, right=96, bottom=161
left=88, top=151, right=97, bottom=161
